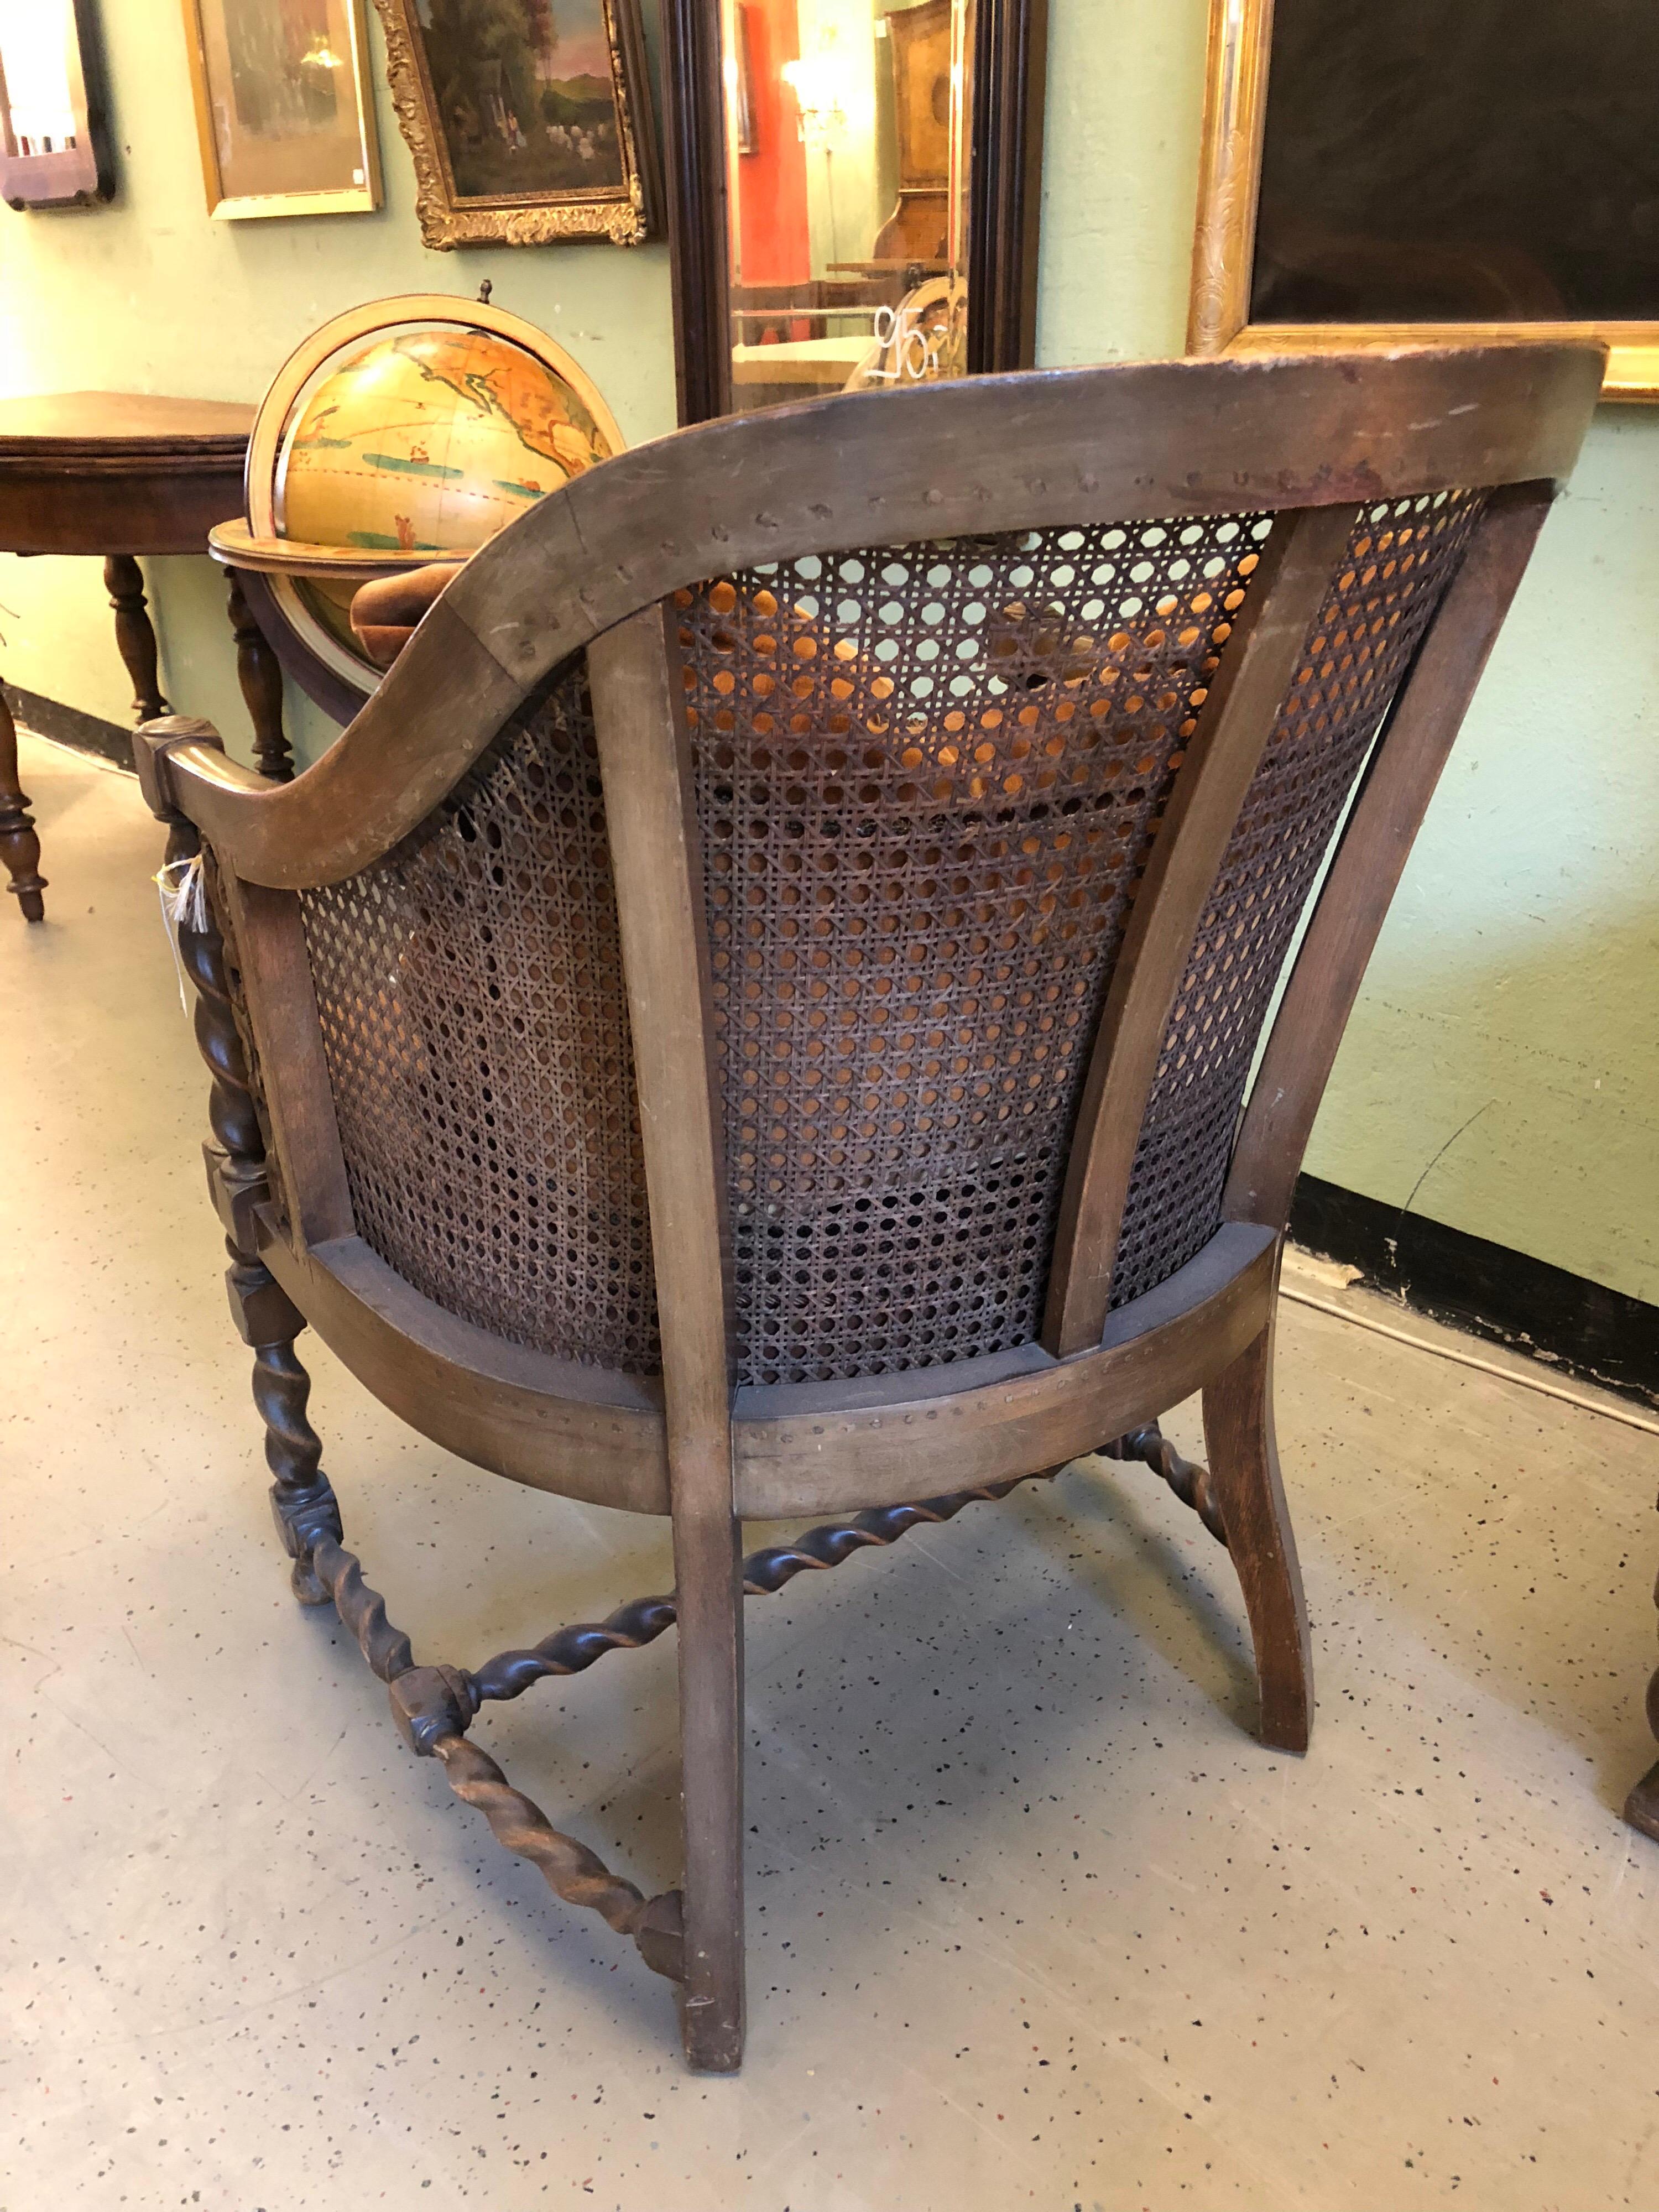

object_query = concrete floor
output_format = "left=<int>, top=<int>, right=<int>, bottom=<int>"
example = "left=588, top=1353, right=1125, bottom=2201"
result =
left=3, top=728, right=1658, bottom=2211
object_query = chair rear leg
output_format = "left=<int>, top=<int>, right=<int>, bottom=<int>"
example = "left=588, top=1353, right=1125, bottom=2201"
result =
left=671, top=1503, right=745, bottom=2072
left=1201, top=1314, right=1313, bottom=1754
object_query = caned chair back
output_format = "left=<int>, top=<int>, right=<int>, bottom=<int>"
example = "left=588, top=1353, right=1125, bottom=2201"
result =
left=141, top=344, right=1601, bottom=1520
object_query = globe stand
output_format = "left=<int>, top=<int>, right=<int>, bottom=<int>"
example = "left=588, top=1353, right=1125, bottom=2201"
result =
left=208, top=520, right=452, bottom=718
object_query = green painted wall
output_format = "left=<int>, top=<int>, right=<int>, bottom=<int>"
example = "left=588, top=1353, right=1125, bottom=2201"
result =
left=1037, top=2, right=1658, bottom=1306
left=3, top=0, right=1652, bottom=1302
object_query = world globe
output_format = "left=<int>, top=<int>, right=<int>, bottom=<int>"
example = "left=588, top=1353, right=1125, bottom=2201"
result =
left=216, top=297, right=626, bottom=704
left=275, top=322, right=618, bottom=667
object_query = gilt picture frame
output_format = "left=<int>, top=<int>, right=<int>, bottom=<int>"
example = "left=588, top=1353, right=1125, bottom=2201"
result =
left=373, top=0, right=661, bottom=249
left=1189, top=0, right=1659, bottom=401
left=181, top=0, right=383, bottom=220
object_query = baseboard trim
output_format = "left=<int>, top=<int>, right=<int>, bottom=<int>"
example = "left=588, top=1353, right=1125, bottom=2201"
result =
left=1290, top=1173, right=1659, bottom=1411
left=7, top=685, right=134, bottom=771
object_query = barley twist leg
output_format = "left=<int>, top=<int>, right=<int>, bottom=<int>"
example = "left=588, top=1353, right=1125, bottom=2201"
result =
left=173, top=820, right=343, bottom=1601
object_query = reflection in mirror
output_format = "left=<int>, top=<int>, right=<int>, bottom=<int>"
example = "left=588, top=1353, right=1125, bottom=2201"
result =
left=721, top=0, right=973, bottom=413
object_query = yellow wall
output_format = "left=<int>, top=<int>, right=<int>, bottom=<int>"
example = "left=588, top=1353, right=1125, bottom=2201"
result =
left=3, top=0, right=1653, bottom=1304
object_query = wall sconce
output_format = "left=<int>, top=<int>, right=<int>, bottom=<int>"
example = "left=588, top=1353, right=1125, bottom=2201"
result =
left=781, top=41, right=849, bottom=145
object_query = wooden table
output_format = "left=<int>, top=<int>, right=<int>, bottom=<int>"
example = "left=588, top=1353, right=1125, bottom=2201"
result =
left=730, top=337, right=874, bottom=414
left=731, top=337, right=873, bottom=387
left=0, top=392, right=290, bottom=924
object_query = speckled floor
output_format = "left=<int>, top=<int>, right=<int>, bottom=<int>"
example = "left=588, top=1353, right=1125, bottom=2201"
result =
left=4, top=729, right=1658, bottom=2211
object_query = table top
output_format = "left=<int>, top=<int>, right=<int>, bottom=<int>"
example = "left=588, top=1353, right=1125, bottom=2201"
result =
left=731, top=338, right=871, bottom=388
left=0, top=390, right=254, bottom=464
left=0, top=392, right=257, bottom=555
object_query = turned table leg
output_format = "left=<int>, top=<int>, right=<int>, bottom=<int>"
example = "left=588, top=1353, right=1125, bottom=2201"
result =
left=104, top=554, right=169, bottom=723
left=225, top=567, right=293, bottom=782
left=0, top=680, right=45, bottom=922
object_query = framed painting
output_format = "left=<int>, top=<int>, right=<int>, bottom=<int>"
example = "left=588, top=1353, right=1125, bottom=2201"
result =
left=374, top=0, right=661, bottom=248
left=1190, top=0, right=1659, bottom=401
left=181, top=0, right=382, bottom=218
left=0, top=0, right=114, bottom=210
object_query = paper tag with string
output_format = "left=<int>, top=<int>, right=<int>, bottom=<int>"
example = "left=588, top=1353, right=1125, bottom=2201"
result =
left=155, top=851, right=208, bottom=1014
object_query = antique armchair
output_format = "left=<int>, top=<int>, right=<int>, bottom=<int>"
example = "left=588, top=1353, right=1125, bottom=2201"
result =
left=135, top=345, right=1601, bottom=2072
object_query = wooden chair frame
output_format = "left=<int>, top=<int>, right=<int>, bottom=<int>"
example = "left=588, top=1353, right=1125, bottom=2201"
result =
left=136, top=344, right=1601, bottom=2072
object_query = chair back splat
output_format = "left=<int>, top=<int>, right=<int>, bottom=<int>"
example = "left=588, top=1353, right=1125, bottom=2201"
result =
left=135, top=344, right=1603, bottom=2070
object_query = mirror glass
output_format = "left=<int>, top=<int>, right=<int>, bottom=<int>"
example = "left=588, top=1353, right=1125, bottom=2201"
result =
left=720, top=0, right=974, bottom=414
left=0, top=13, right=76, bottom=156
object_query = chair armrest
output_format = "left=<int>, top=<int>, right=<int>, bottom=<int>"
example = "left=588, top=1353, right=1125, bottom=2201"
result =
left=134, top=715, right=262, bottom=826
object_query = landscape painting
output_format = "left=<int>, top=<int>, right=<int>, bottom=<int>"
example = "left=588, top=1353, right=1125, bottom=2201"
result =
left=421, top=0, right=623, bottom=196
left=377, top=0, right=660, bottom=246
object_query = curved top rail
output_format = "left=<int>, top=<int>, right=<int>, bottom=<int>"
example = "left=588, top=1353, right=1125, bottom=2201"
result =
left=170, top=343, right=1603, bottom=888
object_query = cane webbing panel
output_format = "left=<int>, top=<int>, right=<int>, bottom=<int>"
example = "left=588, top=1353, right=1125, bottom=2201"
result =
left=299, top=662, right=661, bottom=1373
left=678, top=516, right=1274, bottom=1386
left=1107, top=488, right=1488, bottom=1308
